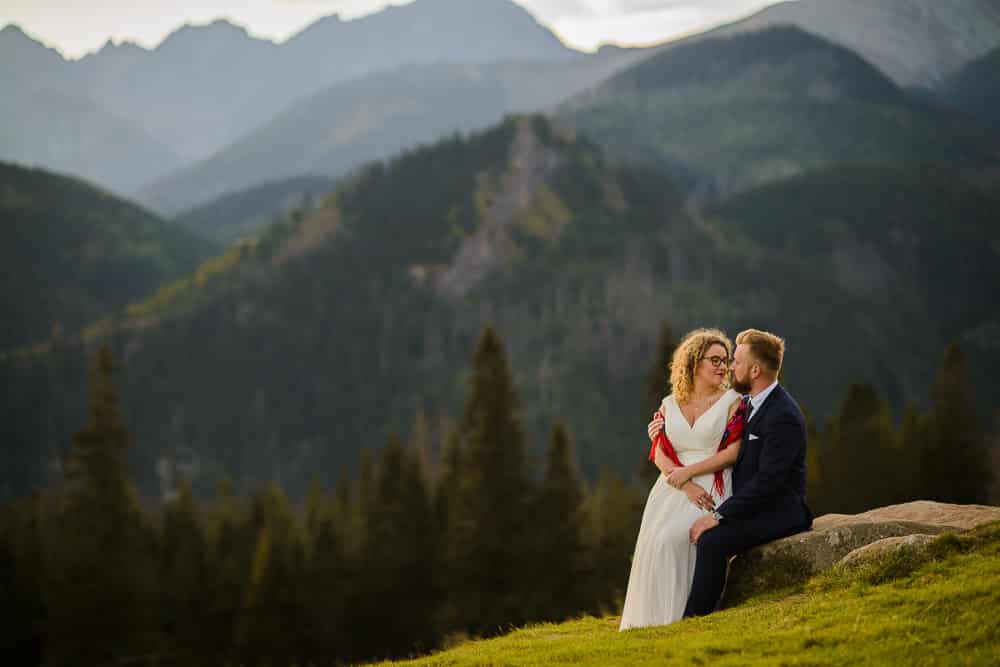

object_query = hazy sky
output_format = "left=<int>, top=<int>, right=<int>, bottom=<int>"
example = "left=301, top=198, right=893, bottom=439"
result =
left=2, top=0, right=785, bottom=59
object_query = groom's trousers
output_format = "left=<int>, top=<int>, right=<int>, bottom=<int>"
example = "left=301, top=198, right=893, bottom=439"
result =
left=683, top=521, right=762, bottom=618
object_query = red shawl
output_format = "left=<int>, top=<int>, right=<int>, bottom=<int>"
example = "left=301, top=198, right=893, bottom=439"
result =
left=647, top=396, right=748, bottom=496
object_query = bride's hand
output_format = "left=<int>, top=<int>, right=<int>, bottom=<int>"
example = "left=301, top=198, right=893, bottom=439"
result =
left=647, top=412, right=664, bottom=442
left=682, top=482, right=715, bottom=511
left=666, top=468, right=693, bottom=489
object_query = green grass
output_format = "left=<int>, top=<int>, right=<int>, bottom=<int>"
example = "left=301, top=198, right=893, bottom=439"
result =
left=374, top=523, right=1000, bottom=666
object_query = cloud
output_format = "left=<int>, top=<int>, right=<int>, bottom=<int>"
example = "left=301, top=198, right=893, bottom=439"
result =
left=540, top=0, right=778, bottom=50
left=526, top=0, right=774, bottom=21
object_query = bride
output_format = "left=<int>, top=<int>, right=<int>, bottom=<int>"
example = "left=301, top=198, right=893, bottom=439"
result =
left=619, top=328, right=743, bottom=630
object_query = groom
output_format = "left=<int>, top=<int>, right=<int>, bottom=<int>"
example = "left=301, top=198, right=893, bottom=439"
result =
left=683, top=328, right=813, bottom=617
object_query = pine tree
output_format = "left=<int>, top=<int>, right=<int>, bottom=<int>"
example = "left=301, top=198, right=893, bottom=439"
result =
left=237, top=483, right=306, bottom=666
left=530, top=423, right=587, bottom=621
left=446, top=327, right=534, bottom=636
left=803, top=407, right=827, bottom=514
left=918, top=344, right=990, bottom=503
left=434, top=429, right=463, bottom=533
left=1, top=499, right=46, bottom=665
left=203, top=477, right=254, bottom=664
left=403, top=428, right=440, bottom=651
left=409, top=408, right=435, bottom=488
left=646, top=321, right=677, bottom=415
left=579, top=470, right=643, bottom=615
left=820, top=383, right=896, bottom=513
left=301, top=479, right=349, bottom=664
left=894, top=404, right=925, bottom=503
left=42, top=345, right=161, bottom=666
left=65, top=345, right=129, bottom=494
left=161, top=481, right=209, bottom=659
left=433, top=428, right=463, bottom=631
left=639, top=321, right=676, bottom=485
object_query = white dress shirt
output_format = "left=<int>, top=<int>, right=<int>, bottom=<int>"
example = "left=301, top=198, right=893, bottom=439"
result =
left=747, top=379, right=779, bottom=422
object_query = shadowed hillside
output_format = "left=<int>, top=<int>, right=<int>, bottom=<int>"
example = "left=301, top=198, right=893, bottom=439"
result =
left=2, top=115, right=991, bottom=503
left=929, top=46, right=1000, bottom=132
left=560, top=26, right=1000, bottom=201
left=0, top=162, right=221, bottom=355
left=709, top=0, right=1000, bottom=86
left=173, top=175, right=334, bottom=243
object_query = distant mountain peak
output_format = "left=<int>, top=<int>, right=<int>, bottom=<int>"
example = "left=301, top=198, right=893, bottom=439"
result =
left=159, top=18, right=254, bottom=48
left=711, top=0, right=1000, bottom=85
left=96, top=37, right=146, bottom=54
left=0, top=22, right=69, bottom=64
left=598, top=25, right=903, bottom=106
left=288, top=0, right=572, bottom=56
left=0, top=24, right=26, bottom=37
left=1, top=23, right=44, bottom=47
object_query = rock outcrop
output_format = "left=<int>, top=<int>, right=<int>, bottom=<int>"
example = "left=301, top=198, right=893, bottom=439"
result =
left=723, top=501, right=1000, bottom=604
left=837, top=533, right=938, bottom=569
left=813, top=501, right=1000, bottom=531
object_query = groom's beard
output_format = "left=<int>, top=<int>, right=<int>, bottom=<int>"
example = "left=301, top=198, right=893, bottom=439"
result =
left=730, top=371, right=752, bottom=394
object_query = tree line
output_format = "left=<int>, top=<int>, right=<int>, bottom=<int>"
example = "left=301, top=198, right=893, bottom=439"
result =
left=1, top=324, right=994, bottom=666
left=1, top=329, right=643, bottom=666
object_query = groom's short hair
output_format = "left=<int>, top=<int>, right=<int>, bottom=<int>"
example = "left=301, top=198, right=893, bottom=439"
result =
left=736, top=329, right=785, bottom=376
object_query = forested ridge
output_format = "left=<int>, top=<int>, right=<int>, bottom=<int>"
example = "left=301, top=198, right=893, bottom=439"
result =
left=2, top=116, right=996, bottom=508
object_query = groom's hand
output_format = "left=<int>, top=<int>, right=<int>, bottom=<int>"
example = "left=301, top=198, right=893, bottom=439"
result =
left=690, top=514, right=719, bottom=544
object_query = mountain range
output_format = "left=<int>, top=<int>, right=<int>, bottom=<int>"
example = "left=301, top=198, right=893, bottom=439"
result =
left=559, top=26, right=1000, bottom=200
left=710, top=0, right=1000, bottom=86
left=4, top=113, right=997, bottom=502
left=927, top=45, right=1000, bottom=132
left=2, top=1, right=999, bottom=503
left=1, top=0, right=576, bottom=199
left=4, top=0, right=1000, bottom=210
left=143, top=52, right=647, bottom=215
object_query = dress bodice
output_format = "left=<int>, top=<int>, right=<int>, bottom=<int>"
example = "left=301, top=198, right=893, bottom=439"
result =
left=662, top=389, right=739, bottom=463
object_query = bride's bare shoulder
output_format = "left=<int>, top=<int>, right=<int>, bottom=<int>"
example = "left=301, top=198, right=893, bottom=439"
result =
left=726, top=390, right=742, bottom=419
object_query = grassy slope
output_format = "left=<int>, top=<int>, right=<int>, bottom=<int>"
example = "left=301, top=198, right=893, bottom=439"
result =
left=377, top=522, right=1000, bottom=666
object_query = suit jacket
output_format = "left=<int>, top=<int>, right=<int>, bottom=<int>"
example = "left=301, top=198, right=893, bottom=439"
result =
left=715, top=384, right=812, bottom=540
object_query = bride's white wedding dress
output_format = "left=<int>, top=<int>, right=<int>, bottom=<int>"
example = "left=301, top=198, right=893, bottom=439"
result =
left=619, top=388, right=739, bottom=630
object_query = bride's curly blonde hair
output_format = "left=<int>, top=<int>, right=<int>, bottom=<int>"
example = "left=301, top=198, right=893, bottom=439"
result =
left=669, top=328, right=733, bottom=404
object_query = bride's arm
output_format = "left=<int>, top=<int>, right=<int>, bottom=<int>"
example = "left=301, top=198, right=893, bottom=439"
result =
left=667, top=398, right=742, bottom=488
left=648, top=409, right=678, bottom=477
left=667, top=445, right=740, bottom=488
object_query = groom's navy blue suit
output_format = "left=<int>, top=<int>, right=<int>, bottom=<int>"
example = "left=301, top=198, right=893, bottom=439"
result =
left=683, top=383, right=813, bottom=617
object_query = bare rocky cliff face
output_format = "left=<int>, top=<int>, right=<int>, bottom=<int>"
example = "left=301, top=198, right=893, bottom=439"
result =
left=434, top=117, right=566, bottom=299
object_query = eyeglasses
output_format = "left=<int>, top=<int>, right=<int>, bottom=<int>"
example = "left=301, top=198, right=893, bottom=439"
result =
left=702, top=355, right=729, bottom=368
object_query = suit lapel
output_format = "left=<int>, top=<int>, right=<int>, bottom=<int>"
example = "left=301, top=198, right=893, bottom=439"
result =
left=738, top=385, right=783, bottom=466
left=747, top=384, right=782, bottom=430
